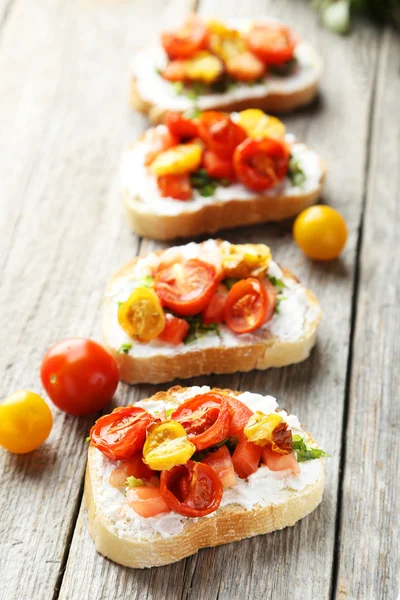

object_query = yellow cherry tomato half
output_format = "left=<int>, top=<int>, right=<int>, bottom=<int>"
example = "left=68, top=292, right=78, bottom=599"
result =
left=150, top=143, right=202, bottom=176
left=143, top=421, right=196, bottom=471
left=0, top=390, right=53, bottom=454
left=244, top=411, right=283, bottom=447
left=185, top=51, right=224, bottom=84
left=118, top=287, right=165, bottom=342
left=236, top=109, right=285, bottom=140
left=293, top=206, right=348, bottom=261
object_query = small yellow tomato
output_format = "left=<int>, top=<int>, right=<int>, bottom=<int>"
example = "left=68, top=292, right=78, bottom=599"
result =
left=208, top=24, right=246, bottom=62
left=222, top=243, right=272, bottom=278
left=236, top=109, right=285, bottom=139
left=293, top=206, right=348, bottom=261
left=0, top=391, right=53, bottom=454
left=150, top=143, right=202, bottom=176
left=185, top=51, right=223, bottom=84
left=143, top=421, right=195, bottom=470
left=244, top=411, right=283, bottom=446
left=118, top=287, right=165, bottom=342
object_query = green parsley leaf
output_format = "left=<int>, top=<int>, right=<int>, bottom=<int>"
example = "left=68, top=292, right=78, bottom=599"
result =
left=125, top=476, right=145, bottom=488
left=288, top=154, right=306, bottom=188
left=184, top=107, right=202, bottom=120
left=223, top=277, right=240, bottom=290
left=85, top=436, right=91, bottom=444
left=292, top=435, right=330, bottom=463
left=190, top=168, right=228, bottom=198
left=172, top=81, right=184, bottom=95
left=117, top=300, right=123, bottom=308
left=155, top=67, right=163, bottom=76
left=274, top=295, right=288, bottom=314
left=165, top=408, right=174, bottom=418
left=267, top=275, right=286, bottom=290
left=117, top=343, right=132, bottom=354
left=140, top=275, right=154, bottom=288
left=183, top=315, right=220, bottom=345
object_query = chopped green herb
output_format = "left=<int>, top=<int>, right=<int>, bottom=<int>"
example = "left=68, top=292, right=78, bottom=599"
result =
left=292, top=435, right=330, bottom=463
left=117, top=301, right=123, bottom=308
left=274, top=296, right=288, bottom=314
left=288, top=154, right=306, bottom=188
left=268, top=57, right=298, bottom=77
left=155, top=67, right=163, bottom=76
left=165, top=408, right=174, bottom=418
left=117, top=343, right=132, bottom=354
left=183, top=315, right=220, bottom=345
left=267, top=275, right=286, bottom=290
left=172, top=81, right=184, bottom=95
left=85, top=436, right=91, bottom=444
left=184, top=107, right=202, bottom=120
left=223, top=277, right=240, bottom=290
left=190, top=168, right=229, bottom=198
left=140, top=275, right=154, bottom=288
left=125, top=476, right=145, bottom=488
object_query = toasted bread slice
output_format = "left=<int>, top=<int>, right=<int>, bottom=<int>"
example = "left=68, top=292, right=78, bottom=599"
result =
left=130, top=19, right=323, bottom=123
left=102, top=240, right=322, bottom=384
left=121, top=129, right=326, bottom=240
left=85, top=386, right=326, bottom=569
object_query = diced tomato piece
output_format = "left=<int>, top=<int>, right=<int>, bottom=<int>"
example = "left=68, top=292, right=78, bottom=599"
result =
left=162, top=60, right=187, bottom=82
left=202, top=445, right=237, bottom=488
left=226, top=397, right=253, bottom=436
left=232, top=433, right=262, bottom=479
left=109, top=454, right=156, bottom=488
left=203, top=150, right=235, bottom=181
left=157, top=173, right=192, bottom=200
left=158, top=314, right=190, bottom=345
left=262, top=448, right=300, bottom=476
left=127, top=486, right=170, bottom=518
left=144, top=127, right=179, bottom=166
left=165, top=113, right=199, bottom=140
left=202, top=291, right=226, bottom=325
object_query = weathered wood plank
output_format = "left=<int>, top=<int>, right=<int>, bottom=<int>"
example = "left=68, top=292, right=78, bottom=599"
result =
left=0, top=1, right=192, bottom=600
left=58, top=2, right=379, bottom=600
left=335, top=25, right=400, bottom=600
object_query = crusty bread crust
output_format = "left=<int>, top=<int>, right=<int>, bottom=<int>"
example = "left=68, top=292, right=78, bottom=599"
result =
left=85, top=386, right=325, bottom=569
left=130, top=75, right=320, bottom=124
left=123, top=158, right=327, bottom=241
left=102, top=248, right=322, bottom=384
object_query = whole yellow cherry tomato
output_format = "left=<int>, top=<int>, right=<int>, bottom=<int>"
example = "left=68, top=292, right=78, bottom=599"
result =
left=185, top=51, right=224, bottom=84
left=143, top=421, right=195, bottom=470
left=150, top=143, right=202, bottom=176
left=0, top=391, right=53, bottom=454
left=118, top=287, right=165, bottom=342
left=293, top=206, right=348, bottom=261
left=244, top=411, right=283, bottom=446
left=236, top=109, right=285, bottom=140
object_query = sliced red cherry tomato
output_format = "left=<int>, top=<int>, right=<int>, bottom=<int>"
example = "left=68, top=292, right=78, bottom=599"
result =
left=154, top=258, right=218, bottom=317
left=165, top=112, right=199, bottom=140
left=197, top=111, right=247, bottom=159
left=158, top=314, right=189, bottom=345
left=171, top=393, right=230, bottom=451
left=262, top=277, right=277, bottom=323
left=226, top=396, right=253, bottom=436
left=232, top=432, right=263, bottom=479
left=144, top=127, right=179, bottom=166
left=262, top=448, right=300, bottom=475
left=160, top=460, right=223, bottom=517
left=203, top=150, right=235, bottom=181
left=233, top=137, right=289, bottom=192
left=109, top=454, right=156, bottom=488
left=157, top=173, right=192, bottom=200
left=202, top=290, right=226, bottom=325
left=161, top=15, right=208, bottom=60
left=127, top=486, right=170, bottom=518
left=226, top=51, right=265, bottom=82
left=162, top=60, right=187, bottom=82
left=202, top=445, right=237, bottom=488
left=224, top=277, right=268, bottom=334
left=40, top=338, right=119, bottom=416
left=247, top=22, right=297, bottom=66
left=90, top=407, right=156, bottom=461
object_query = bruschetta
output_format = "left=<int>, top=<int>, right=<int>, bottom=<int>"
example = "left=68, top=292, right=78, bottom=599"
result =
left=85, top=385, right=328, bottom=568
left=102, top=240, right=322, bottom=384
left=130, top=17, right=323, bottom=123
left=121, top=110, right=326, bottom=240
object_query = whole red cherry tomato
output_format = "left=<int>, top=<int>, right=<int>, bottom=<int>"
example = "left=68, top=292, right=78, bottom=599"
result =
left=40, top=338, right=119, bottom=416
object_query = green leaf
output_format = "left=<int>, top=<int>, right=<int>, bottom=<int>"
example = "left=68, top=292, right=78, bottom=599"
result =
left=288, top=154, right=307, bottom=188
left=184, top=107, right=202, bottom=120
left=274, top=296, right=288, bottom=314
left=267, top=275, right=286, bottom=290
left=223, top=277, right=240, bottom=290
left=268, top=57, right=298, bottom=77
left=155, top=67, right=163, bottom=76
left=190, top=169, right=228, bottom=198
left=165, top=408, right=174, bottom=418
left=140, top=275, right=154, bottom=288
left=125, top=476, right=145, bottom=488
left=292, top=434, right=330, bottom=463
left=172, top=81, right=184, bottom=95
left=182, top=315, right=220, bottom=345
left=117, top=343, right=132, bottom=354
left=85, top=436, right=91, bottom=444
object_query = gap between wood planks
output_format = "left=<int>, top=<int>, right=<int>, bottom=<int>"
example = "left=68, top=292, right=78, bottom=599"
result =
left=328, top=27, right=385, bottom=600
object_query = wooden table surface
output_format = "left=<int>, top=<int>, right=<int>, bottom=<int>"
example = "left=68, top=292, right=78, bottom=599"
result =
left=0, top=1, right=399, bottom=599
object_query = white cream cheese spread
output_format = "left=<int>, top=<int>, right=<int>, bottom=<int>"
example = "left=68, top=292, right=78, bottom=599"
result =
left=92, top=387, right=323, bottom=540
left=105, top=239, right=321, bottom=357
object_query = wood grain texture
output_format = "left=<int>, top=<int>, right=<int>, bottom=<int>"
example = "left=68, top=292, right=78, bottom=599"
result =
left=335, top=26, right=400, bottom=600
